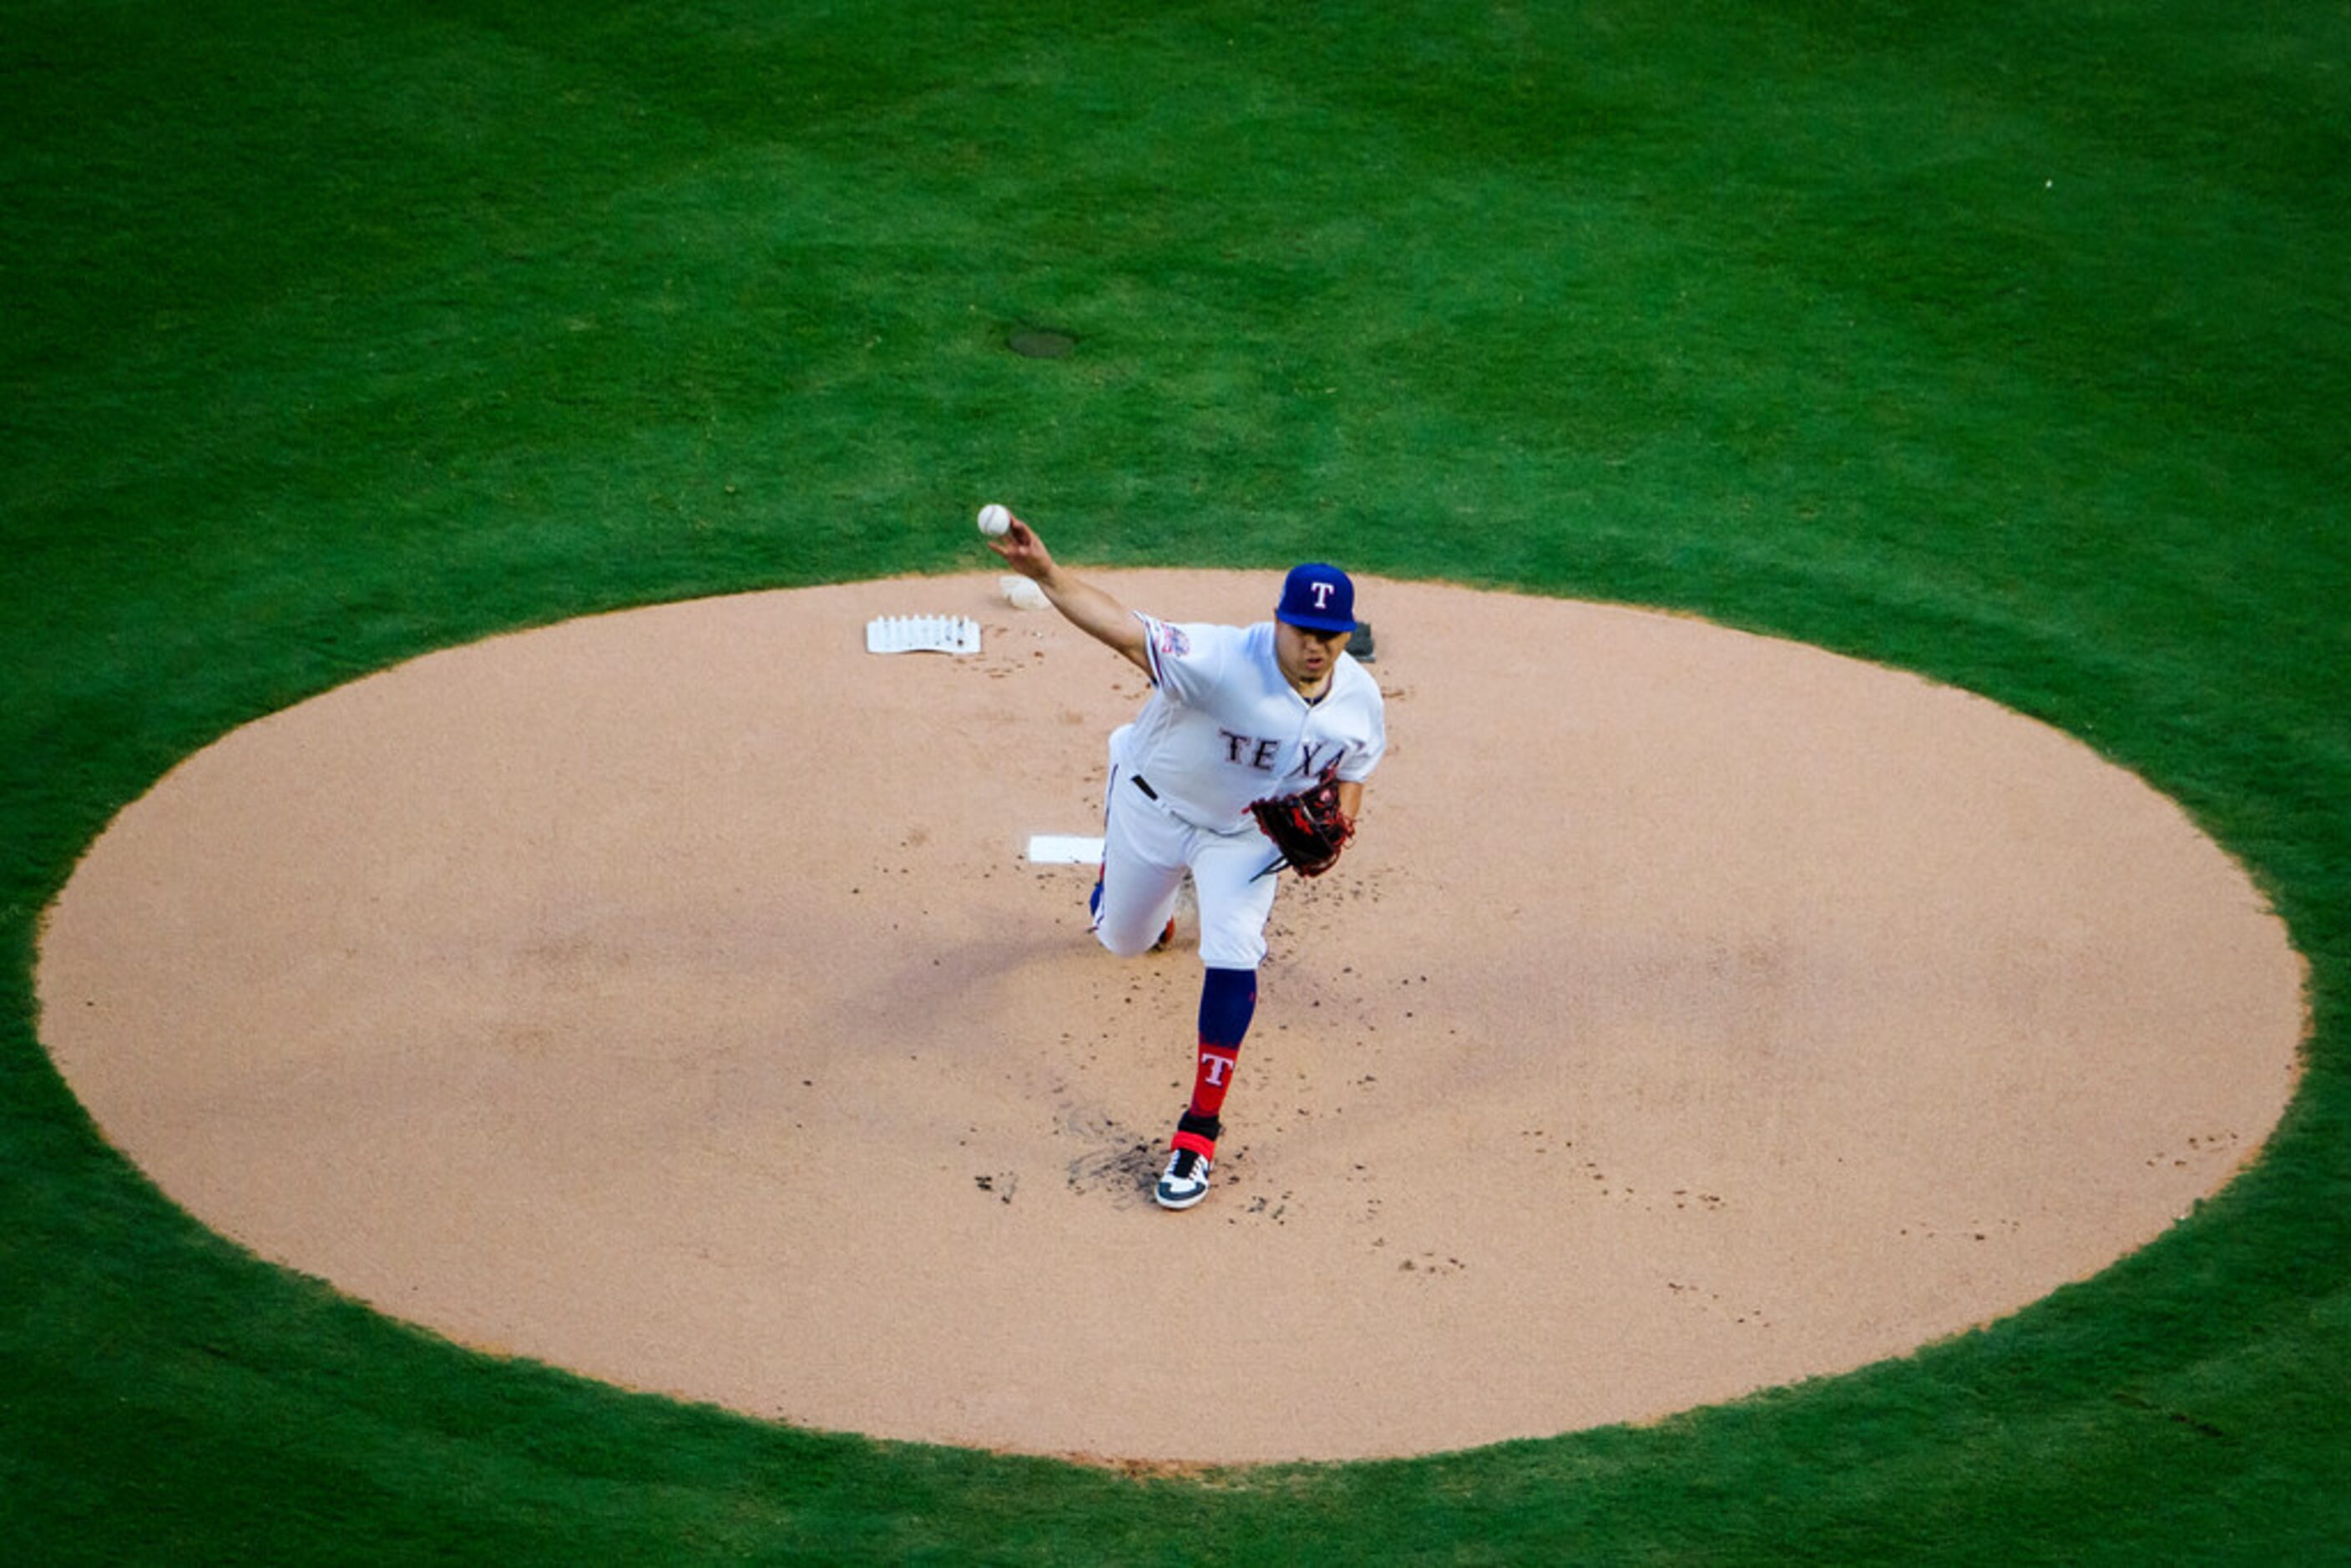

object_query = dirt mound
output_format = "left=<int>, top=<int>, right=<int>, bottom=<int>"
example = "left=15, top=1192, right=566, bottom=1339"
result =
left=36, top=573, right=2304, bottom=1462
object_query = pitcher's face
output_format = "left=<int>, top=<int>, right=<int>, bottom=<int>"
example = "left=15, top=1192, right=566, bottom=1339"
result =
left=1275, top=620, right=1348, bottom=695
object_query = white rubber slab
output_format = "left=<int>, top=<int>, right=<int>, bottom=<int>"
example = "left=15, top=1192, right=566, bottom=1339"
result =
left=1025, top=834, right=1104, bottom=864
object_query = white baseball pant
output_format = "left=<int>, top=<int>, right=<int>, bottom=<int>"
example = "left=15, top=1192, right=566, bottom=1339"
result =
left=1094, top=763, right=1282, bottom=969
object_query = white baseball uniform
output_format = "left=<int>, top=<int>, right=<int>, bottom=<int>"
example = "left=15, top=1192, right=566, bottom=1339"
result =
left=1094, top=614, right=1386, bottom=969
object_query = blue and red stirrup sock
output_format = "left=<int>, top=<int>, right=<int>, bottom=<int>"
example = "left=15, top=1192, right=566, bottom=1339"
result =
left=1186, top=965, right=1257, bottom=1125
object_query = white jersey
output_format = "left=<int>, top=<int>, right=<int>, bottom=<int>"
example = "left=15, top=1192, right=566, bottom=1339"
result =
left=1114, top=615, right=1387, bottom=836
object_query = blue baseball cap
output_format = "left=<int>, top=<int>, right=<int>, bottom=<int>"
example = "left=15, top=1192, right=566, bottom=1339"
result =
left=1276, top=563, right=1357, bottom=634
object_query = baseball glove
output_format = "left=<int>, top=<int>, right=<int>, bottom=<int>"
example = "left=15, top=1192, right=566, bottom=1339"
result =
left=1248, top=766, right=1355, bottom=878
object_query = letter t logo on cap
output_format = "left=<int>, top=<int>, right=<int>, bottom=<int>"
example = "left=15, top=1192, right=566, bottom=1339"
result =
left=1277, top=563, right=1358, bottom=634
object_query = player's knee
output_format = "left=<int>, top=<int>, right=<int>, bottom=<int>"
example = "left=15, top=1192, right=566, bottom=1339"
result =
left=1197, top=930, right=1269, bottom=970
left=1096, top=923, right=1158, bottom=959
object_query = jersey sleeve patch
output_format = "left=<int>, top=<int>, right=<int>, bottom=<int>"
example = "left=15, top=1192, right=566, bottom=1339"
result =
left=1139, top=615, right=1222, bottom=701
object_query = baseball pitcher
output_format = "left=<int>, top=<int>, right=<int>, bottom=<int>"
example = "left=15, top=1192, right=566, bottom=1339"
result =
left=985, top=508, right=1387, bottom=1210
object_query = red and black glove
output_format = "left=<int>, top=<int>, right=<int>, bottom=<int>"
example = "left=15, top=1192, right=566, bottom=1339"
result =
left=1248, top=766, right=1355, bottom=878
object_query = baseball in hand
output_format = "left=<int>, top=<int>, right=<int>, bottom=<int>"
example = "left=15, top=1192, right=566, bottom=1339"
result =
left=977, top=503, right=1012, bottom=538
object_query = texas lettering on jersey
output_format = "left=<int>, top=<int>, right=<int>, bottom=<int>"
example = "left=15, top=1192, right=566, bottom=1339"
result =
left=1217, top=731, right=1349, bottom=777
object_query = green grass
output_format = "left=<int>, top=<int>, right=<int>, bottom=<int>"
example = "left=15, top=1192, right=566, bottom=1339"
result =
left=4, top=0, right=2348, bottom=1560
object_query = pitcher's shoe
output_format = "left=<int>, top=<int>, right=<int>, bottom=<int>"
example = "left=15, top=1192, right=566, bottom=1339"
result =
left=1155, top=1114, right=1221, bottom=1211
left=1155, top=1146, right=1213, bottom=1210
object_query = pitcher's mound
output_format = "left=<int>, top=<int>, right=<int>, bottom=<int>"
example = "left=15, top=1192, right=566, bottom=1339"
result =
left=36, top=573, right=2304, bottom=1463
